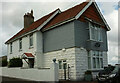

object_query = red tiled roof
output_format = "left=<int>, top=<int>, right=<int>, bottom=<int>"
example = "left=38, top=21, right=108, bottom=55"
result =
left=43, top=2, right=88, bottom=30
left=5, top=2, right=89, bottom=44
left=24, top=53, right=34, bottom=58
left=5, top=9, right=59, bottom=44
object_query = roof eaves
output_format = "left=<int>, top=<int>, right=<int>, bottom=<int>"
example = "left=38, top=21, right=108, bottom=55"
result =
left=93, top=2, right=111, bottom=31
left=5, top=29, right=38, bottom=44
left=42, top=17, right=76, bottom=32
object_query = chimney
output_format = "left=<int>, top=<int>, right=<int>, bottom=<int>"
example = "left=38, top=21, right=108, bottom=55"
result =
left=24, top=10, right=34, bottom=29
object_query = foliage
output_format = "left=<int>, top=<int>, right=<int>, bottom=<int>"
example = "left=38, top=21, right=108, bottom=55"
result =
left=2, top=59, right=8, bottom=67
left=85, top=70, right=92, bottom=75
left=8, top=57, right=23, bottom=67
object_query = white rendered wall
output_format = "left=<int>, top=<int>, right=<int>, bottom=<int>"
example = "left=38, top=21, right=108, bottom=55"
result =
left=7, top=32, right=36, bottom=60
left=1, top=63, right=59, bottom=81
left=7, top=31, right=43, bottom=68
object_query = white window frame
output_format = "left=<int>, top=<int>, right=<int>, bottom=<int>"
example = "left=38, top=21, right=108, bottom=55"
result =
left=10, top=43, right=12, bottom=54
left=88, top=50, right=104, bottom=70
left=89, top=22, right=103, bottom=42
left=19, top=38, right=22, bottom=51
left=58, top=59, right=67, bottom=69
left=29, top=34, right=33, bottom=48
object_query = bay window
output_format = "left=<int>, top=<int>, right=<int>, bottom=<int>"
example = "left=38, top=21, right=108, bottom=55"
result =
left=89, top=22, right=103, bottom=41
left=88, top=50, right=104, bottom=70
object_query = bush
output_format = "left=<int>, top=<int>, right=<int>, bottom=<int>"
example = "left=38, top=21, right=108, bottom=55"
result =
left=8, top=57, right=23, bottom=67
left=2, top=59, right=8, bottom=67
left=85, top=70, right=92, bottom=75
left=84, top=70, right=93, bottom=81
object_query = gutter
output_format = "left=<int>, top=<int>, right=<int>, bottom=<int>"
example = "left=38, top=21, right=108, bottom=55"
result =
left=5, top=29, right=38, bottom=44
left=42, top=17, right=76, bottom=32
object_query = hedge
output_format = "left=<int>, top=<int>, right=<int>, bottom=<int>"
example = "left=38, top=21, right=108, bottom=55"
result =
left=8, top=57, right=23, bottom=67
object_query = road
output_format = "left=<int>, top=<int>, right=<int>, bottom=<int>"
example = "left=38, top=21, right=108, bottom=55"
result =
left=0, top=76, right=98, bottom=83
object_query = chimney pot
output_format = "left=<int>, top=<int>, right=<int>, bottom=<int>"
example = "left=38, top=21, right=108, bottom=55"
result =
left=24, top=10, right=34, bottom=29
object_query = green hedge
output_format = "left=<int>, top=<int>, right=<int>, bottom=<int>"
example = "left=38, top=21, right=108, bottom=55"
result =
left=2, top=59, right=8, bottom=67
left=8, top=57, right=23, bottom=67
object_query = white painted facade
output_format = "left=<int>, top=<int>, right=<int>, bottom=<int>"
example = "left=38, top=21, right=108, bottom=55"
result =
left=7, top=31, right=43, bottom=68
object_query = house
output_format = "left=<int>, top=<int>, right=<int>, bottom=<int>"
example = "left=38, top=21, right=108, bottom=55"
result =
left=5, top=0, right=110, bottom=80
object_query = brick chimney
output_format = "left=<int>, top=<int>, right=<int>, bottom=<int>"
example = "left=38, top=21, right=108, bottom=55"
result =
left=24, top=10, right=34, bottom=29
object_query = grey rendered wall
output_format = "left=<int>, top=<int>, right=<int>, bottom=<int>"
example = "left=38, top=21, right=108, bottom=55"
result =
left=43, top=21, right=75, bottom=53
left=74, top=20, right=108, bottom=51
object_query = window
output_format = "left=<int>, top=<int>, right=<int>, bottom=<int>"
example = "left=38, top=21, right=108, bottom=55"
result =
left=89, top=22, right=102, bottom=41
left=58, top=59, right=67, bottom=69
left=10, top=43, right=12, bottom=53
left=19, top=38, right=22, bottom=50
left=88, top=50, right=104, bottom=70
left=59, top=61, right=62, bottom=69
left=29, top=34, right=33, bottom=47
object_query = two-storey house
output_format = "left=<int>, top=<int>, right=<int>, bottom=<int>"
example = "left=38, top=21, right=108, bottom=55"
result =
left=5, top=0, right=110, bottom=80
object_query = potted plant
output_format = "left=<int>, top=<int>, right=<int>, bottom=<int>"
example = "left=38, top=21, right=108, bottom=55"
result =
left=84, top=70, right=93, bottom=81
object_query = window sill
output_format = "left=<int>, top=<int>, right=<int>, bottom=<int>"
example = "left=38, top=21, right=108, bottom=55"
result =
left=19, top=49, right=22, bottom=52
left=87, top=39, right=103, bottom=43
left=88, top=68, right=104, bottom=71
left=29, top=46, right=34, bottom=49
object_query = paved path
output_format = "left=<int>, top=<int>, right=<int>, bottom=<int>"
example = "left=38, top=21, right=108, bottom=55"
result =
left=0, top=76, right=98, bottom=83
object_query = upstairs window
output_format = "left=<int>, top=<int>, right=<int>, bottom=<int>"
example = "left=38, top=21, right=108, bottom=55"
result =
left=29, top=34, right=33, bottom=47
left=10, top=43, right=12, bottom=53
left=89, top=23, right=103, bottom=42
left=19, top=38, right=22, bottom=50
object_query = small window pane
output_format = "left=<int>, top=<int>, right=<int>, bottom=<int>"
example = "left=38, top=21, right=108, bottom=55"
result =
left=100, top=58, right=103, bottom=68
left=59, top=61, right=62, bottom=69
left=97, top=58, right=100, bottom=68
left=30, top=34, right=33, bottom=46
left=10, top=43, right=12, bottom=53
left=93, top=58, right=96, bottom=68
left=88, top=57, right=91, bottom=69
left=63, top=63, right=67, bottom=69
left=19, top=38, right=22, bottom=50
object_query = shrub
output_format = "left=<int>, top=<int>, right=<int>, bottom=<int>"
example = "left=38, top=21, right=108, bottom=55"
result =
left=2, top=59, right=8, bottom=67
left=85, top=70, right=92, bottom=75
left=8, top=57, right=23, bottom=67
left=84, top=70, right=93, bottom=81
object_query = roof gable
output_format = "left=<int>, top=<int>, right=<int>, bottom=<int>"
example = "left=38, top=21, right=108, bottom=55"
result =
left=78, top=3, right=104, bottom=25
left=76, top=1, right=110, bottom=30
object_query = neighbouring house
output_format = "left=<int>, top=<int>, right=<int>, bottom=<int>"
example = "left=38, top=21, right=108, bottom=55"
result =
left=5, top=0, right=110, bottom=80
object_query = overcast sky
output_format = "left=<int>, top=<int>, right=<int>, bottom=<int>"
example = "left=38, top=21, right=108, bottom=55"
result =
left=0, top=0, right=119, bottom=65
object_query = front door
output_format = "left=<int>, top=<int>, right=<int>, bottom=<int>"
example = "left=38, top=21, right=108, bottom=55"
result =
left=28, top=58, right=34, bottom=68
left=58, top=59, right=69, bottom=80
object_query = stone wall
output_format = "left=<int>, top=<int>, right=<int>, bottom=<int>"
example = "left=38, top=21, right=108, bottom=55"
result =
left=75, top=47, right=88, bottom=80
left=44, top=47, right=77, bottom=80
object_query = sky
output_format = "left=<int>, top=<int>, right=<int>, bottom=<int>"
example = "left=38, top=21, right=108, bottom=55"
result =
left=0, top=0, right=119, bottom=65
